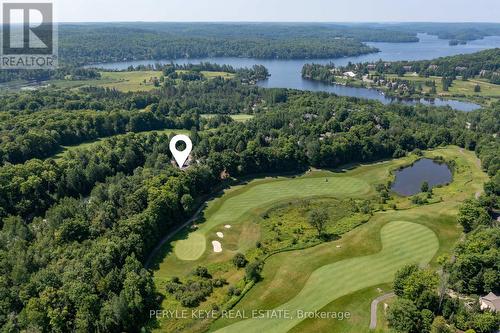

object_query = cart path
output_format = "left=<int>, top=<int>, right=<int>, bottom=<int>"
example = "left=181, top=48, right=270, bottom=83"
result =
left=369, top=292, right=395, bottom=330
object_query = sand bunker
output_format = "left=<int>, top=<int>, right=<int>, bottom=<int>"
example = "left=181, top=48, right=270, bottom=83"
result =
left=212, top=240, right=222, bottom=253
left=224, top=225, right=231, bottom=229
left=216, top=232, right=224, bottom=238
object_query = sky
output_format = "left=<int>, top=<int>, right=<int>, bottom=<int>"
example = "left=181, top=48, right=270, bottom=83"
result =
left=51, top=0, right=500, bottom=23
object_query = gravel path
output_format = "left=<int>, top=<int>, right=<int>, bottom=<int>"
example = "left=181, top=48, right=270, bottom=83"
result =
left=369, top=292, right=395, bottom=330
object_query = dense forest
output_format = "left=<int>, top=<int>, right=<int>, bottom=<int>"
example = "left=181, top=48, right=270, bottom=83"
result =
left=55, top=22, right=500, bottom=66
left=0, top=65, right=270, bottom=165
left=56, top=22, right=423, bottom=65
left=0, top=64, right=499, bottom=331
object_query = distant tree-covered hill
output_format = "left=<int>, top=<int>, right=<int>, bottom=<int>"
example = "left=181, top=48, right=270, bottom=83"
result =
left=58, top=23, right=407, bottom=64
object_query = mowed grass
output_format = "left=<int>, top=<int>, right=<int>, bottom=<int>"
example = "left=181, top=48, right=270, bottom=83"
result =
left=98, top=71, right=163, bottom=92
left=213, top=221, right=438, bottom=333
left=174, top=233, right=207, bottom=261
left=200, top=71, right=235, bottom=79
left=291, top=283, right=392, bottom=333
left=173, top=175, right=372, bottom=260
left=201, top=114, right=254, bottom=122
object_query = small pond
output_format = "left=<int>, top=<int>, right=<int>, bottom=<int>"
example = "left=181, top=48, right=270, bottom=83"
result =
left=391, top=158, right=452, bottom=196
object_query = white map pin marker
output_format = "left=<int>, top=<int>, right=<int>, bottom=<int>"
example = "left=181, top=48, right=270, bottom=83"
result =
left=169, top=135, right=192, bottom=169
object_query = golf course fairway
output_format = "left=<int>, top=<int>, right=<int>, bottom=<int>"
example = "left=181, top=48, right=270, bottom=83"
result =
left=174, top=175, right=371, bottom=260
left=213, top=221, right=438, bottom=333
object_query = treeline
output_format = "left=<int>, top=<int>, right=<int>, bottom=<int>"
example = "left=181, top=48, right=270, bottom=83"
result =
left=123, top=62, right=239, bottom=74
left=158, top=62, right=270, bottom=82
left=55, top=22, right=423, bottom=65
left=1, top=82, right=499, bottom=332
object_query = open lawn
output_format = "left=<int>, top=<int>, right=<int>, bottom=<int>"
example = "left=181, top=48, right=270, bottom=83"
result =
left=96, top=70, right=234, bottom=92
left=200, top=71, right=235, bottom=79
left=201, top=114, right=254, bottom=122
left=291, top=283, right=392, bottom=333
left=97, top=71, right=163, bottom=92
left=16, top=70, right=236, bottom=93
left=38, top=71, right=164, bottom=92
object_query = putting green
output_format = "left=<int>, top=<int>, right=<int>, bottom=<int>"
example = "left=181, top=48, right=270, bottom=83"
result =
left=174, top=176, right=370, bottom=260
left=173, top=232, right=206, bottom=261
left=213, top=221, right=439, bottom=333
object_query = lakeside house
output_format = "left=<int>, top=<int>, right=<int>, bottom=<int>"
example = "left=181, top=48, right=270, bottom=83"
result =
left=479, top=70, right=490, bottom=77
left=479, top=292, right=500, bottom=312
left=343, top=71, right=357, bottom=78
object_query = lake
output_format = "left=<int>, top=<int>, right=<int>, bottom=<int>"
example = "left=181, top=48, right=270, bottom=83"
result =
left=391, top=158, right=452, bottom=196
left=91, top=33, right=500, bottom=111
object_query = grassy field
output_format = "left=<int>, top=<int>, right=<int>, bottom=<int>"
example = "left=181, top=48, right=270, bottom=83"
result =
left=91, top=70, right=234, bottom=92
left=291, top=283, right=392, bottom=333
left=258, top=199, right=370, bottom=253
left=52, top=128, right=190, bottom=161
left=218, top=204, right=454, bottom=333
left=201, top=114, right=254, bottom=122
left=200, top=71, right=235, bottom=79
left=383, top=74, right=500, bottom=105
left=24, top=71, right=164, bottom=92
left=97, top=71, right=163, bottom=92
left=20, top=70, right=235, bottom=93
left=151, top=146, right=486, bottom=333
